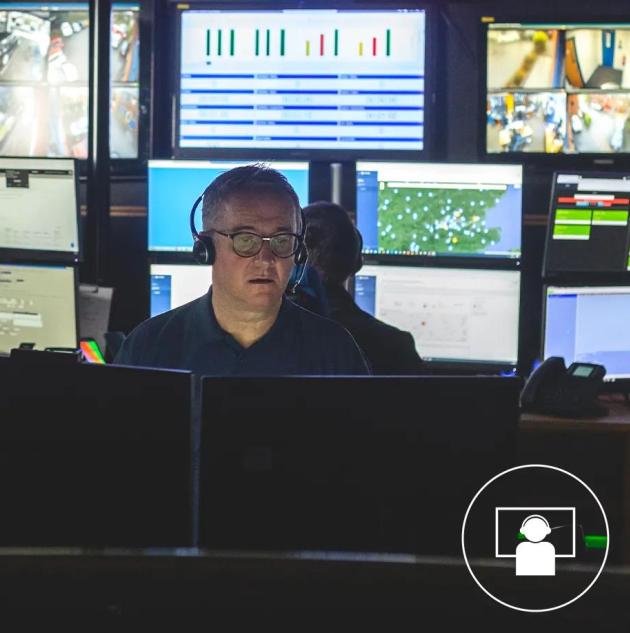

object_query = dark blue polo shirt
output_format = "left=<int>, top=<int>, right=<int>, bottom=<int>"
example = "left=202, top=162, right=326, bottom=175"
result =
left=114, top=289, right=370, bottom=376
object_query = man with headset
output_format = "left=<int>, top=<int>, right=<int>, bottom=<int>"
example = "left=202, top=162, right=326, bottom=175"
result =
left=114, top=165, right=370, bottom=375
left=303, top=201, right=424, bottom=375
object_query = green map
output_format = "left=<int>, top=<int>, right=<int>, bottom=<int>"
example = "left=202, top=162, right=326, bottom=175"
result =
left=377, top=184, right=506, bottom=254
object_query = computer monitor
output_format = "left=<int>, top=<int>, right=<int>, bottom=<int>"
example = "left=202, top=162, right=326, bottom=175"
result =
left=199, top=375, right=520, bottom=554
left=0, top=263, right=77, bottom=355
left=0, top=360, right=193, bottom=546
left=485, top=21, right=630, bottom=156
left=175, top=6, right=428, bottom=158
left=354, top=264, right=521, bottom=368
left=356, top=162, right=522, bottom=259
left=544, top=172, right=630, bottom=275
left=148, top=160, right=310, bottom=252
left=150, top=263, right=211, bottom=317
left=0, top=157, right=79, bottom=260
left=0, top=3, right=140, bottom=159
left=543, top=285, right=630, bottom=383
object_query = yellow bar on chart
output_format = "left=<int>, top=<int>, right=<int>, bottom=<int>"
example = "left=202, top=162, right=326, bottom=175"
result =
left=306, top=40, right=311, bottom=56
left=359, top=41, right=364, bottom=56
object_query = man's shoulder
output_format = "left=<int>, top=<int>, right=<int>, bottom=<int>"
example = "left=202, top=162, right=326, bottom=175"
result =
left=288, top=299, right=360, bottom=341
left=127, top=295, right=203, bottom=340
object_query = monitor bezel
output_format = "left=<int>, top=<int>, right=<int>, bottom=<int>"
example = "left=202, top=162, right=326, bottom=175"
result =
left=0, top=157, right=82, bottom=264
left=480, top=15, right=630, bottom=169
left=169, top=0, right=436, bottom=161
left=542, top=169, right=630, bottom=281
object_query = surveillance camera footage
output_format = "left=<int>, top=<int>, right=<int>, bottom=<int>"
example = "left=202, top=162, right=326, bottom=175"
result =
left=0, top=3, right=139, bottom=159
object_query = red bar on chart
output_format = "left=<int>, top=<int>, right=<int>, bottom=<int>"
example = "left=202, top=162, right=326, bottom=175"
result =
left=372, top=37, right=377, bottom=56
left=320, top=34, right=324, bottom=56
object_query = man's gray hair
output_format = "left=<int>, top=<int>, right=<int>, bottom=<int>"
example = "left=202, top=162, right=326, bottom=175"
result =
left=201, top=163, right=302, bottom=231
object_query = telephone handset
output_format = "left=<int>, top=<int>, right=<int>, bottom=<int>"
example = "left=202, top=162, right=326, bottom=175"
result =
left=520, top=356, right=608, bottom=418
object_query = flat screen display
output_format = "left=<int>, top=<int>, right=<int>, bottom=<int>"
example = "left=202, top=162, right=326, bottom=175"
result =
left=0, top=263, right=76, bottom=354
left=0, top=2, right=139, bottom=159
left=356, top=162, right=522, bottom=259
left=148, top=159, right=310, bottom=252
left=150, top=263, right=211, bottom=317
left=354, top=264, right=521, bottom=366
left=486, top=22, right=630, bottom=154
left=0, top=157, right=79, bottom=259
left=544, top=285, right=630, bottom=382
left=544, top=172, right=630, bottom=274
left=177, top=7, right=426, bottom=154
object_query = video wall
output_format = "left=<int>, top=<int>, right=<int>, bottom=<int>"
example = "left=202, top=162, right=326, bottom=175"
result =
left=486, top=22, right=630, bottom=154
left=0, top=2, right=139, bottom=159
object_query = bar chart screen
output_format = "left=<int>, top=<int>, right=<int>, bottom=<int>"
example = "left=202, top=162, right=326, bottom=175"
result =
left=178, top=9, right=426, bottom=152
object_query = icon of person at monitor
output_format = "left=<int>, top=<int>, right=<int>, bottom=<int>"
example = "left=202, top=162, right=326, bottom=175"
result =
left=515, top=514, right=556, bottom=576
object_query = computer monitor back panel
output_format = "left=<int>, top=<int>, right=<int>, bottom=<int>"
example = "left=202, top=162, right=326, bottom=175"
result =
left=355, top=265, right=521, bottom=368
left=0, top=158, right=79, bottom=260
left=0, top=361, right=193, bottom=547
left=356, top=162, right=522, bottom=260
left=148, top=160, right=309, bottom=252
left=545, top=172, right=630, bottom=275
left=199, top=376, right=520, bottom=554
left=0, top=263, right=77, bottom=355
left=544, top=285, right=630, bottom=383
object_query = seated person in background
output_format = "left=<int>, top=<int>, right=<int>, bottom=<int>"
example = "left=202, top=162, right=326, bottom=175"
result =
left=115, top=166, right=369, bottom=376
left=303, top=201, right=425, bottom=375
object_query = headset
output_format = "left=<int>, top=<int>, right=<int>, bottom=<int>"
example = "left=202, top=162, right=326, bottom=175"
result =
left=351, top=226, right=364, bottom=276
left=520, top=514, right=552, bottom=538
left=189, top=194, right=309, bottom=292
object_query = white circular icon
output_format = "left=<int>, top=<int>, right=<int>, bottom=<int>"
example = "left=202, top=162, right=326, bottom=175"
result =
left=461, top=464, right=609, bottom=613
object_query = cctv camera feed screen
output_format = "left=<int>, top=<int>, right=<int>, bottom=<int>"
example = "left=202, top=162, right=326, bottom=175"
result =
left=545, top=172, right=630, bottom=274
left=0, top=263, right=76, bottom=354
left=148, top=160, right=310, bottom=252
left=177, top=8, right=426, bottom=153
left=0, top=2, right=139, bottom=159
left=544, top=285, right=630, bottom=381
left=354, top=265, right=521, bottom=366
left=487, top=22, right=630, bottom=154
left=356, top=162, right=522, bottom=259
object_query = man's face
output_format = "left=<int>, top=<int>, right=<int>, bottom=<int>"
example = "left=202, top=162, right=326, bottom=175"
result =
left=210, top=190, right=299, bottom=312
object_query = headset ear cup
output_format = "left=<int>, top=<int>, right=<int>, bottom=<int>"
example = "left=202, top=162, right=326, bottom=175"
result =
left=192, top=235, right=215, bottom=265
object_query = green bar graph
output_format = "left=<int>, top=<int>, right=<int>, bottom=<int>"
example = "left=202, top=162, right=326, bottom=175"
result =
left=334, top=29, right=339, bottom=55
left=386, top=29, right=391, bottom=56
left=230, top=29, right=235, bottom=55
left=217, top=29, right=222, bottom=56
left=280, top=29, right=285, bottom=56
left=206, top=29, right=210, bottom=56
left=255, top=29, right=259, bottom=56
left=266, top=29, right=270, bottom=56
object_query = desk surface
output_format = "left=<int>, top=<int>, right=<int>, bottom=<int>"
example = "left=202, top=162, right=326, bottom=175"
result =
left=521, top=395, right=630, bottom=432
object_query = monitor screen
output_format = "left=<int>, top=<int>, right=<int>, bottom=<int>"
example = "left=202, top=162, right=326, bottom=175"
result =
left=0, top=2, right=139, bottom=159
left=354, top=265, right=520, bottom=366
left=0, top=157, right=79, bottom=259
left=150, top=263, right=211, bottom=317
left=545, top=172, right=630, bottom=274
left=356, top=162, right=522, bottom=259
left=176, top=7, right=426, bottom=155
left=148, top=159, right=310, bottom=252
left=486, top=22, right=630, bottom=155
left=0, top=263, right=77, bottom=354
left=544, top=285, right=630, bottom=382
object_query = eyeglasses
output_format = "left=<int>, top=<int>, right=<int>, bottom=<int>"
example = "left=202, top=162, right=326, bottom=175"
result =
left=207, top=229, right=302, bottom=258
